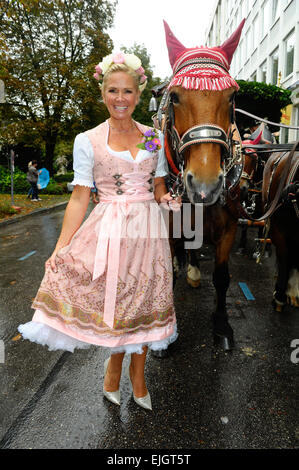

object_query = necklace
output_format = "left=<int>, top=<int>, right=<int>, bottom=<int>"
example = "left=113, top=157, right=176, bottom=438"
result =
left=108, top=120, right=136, bottom=133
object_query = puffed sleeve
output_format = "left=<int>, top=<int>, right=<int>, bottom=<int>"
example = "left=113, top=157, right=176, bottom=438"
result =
left=155, top=131, right=168, bottom=177
left=71, top=133, right=94, bottom=188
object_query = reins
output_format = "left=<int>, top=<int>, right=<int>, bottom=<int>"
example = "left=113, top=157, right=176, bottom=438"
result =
left=238, top=140, right=299, bottom=222
left=235, top=108, right=299, bottom=130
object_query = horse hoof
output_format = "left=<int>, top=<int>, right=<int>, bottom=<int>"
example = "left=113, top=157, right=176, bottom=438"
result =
left=276, top=303, right=283, bottom=312
left=186, top=276, right=201, bottom=288
left=272, top=299, right=284, bottom=312
left=287, top=295, right=299, bottom=308
left=272, top=294, right=285, bottom=312
left=213, top=334, right=234, bottom=351
left=186, top=265, right=201, bottom=288
left=151, top=349, right=168, bottom=359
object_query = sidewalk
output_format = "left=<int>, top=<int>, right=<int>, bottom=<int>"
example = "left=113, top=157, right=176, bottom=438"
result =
left=0, top=196, right=70, bottom=227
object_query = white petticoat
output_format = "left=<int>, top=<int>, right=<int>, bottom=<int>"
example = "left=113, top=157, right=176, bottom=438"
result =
left=18, top=321, right=178, bottom=355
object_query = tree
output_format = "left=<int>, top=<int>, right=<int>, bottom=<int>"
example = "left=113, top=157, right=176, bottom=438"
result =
left=121, top=43, right=164, bottom=127
left=0, top=0, right=117, bottom=173
left=235, top=80, right=292, bottom=133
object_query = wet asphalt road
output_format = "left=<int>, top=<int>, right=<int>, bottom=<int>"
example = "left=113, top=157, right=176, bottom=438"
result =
left=0, top=204, right=298, bottom=450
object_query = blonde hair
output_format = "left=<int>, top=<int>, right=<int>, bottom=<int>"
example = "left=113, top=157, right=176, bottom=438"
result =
left=101, top=63, right=147, bottom=95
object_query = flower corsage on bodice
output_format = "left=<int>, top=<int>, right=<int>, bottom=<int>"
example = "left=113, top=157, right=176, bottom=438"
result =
left=137, top=129, right=161, bottom=153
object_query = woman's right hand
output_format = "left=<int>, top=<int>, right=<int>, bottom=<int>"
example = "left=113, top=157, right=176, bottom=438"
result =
left=45, top=248, right=60, bottom=273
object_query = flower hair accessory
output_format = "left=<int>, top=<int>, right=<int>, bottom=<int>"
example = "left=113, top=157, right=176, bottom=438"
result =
left=93, top=52, right=147, bottom=86
left=137, top=129, right=162, bottom=153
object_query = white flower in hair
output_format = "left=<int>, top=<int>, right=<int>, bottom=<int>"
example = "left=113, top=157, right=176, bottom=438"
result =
left=124, top=54, right=142, bottom=70
left=93, top=52, right=147, bottom=86
left=100, top=54, right=113, bottom=74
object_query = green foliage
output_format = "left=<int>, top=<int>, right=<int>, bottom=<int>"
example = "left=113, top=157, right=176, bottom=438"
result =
left=0, top=201, right=17, bottom=216
left=53, top=141, right=73, bottom=162
left=0, top=164, right=69, bottom=194
left=43, top=179, right=67, bottom=195
left=53, top=172, right=74, bottom=183
left=0, top=0, right=117, bottom=172
left=235, top=80, right=292, bottom=132
left=120, top=44, right=164, bottom=127
left=0, top=165, right=30, bottom=193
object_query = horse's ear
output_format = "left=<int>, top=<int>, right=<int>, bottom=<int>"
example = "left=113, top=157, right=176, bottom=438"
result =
left=163, top=20, right=186, bottom=69
left=220, top=19, right=245, bottom=65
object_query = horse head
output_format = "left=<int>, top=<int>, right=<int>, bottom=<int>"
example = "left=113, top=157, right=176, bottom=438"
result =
left=240, top=130, right=263, bottom=197
left=164, top=20, right=245, bottom=205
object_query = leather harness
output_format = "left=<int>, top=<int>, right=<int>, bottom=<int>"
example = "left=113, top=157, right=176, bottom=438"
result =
left=151, top=79, right=299, bottom=220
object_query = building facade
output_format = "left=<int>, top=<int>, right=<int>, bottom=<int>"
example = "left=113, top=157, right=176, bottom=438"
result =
left=205, top=0, right=299, bottom=142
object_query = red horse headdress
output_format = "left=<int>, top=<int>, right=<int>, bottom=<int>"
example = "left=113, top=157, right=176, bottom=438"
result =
left=164, top=19, right=245, bottom=91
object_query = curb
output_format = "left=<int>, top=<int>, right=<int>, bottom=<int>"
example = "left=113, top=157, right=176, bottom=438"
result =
left=0, top=201, right=69, bottom=228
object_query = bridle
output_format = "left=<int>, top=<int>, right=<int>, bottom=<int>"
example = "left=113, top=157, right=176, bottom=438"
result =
left=157, top=80, right=243, bottom=201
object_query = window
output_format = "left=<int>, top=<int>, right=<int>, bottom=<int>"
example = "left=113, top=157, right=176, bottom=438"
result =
left=272, top=0, right=281, bottom=23
left=251, top=71, right=257, bottom=81
left=252, top=15, right=258, bottom=50
left=239, top=40, right=244, bottom=68
left=237, top=4, right=241, bottom=24
left=260, top=60, right=267, bottom=82
left=240, top=0, right=245, bottom=18
left=271, top=48, right=279, bottom=85
left=261, top=0, right=270, bottom=38
left=245, top=28, right=251, bottom=61
left=238, top=47, right=241, bottom=71
left=285, top=30, right=295, bottom=77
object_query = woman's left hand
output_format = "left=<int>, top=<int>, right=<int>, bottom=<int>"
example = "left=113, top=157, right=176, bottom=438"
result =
left=160, top=192, right=182, bottom=211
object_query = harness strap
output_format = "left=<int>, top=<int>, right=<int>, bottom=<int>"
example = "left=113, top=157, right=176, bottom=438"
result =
left=179, top=125, right=229, bottom=154
left=242, top=143, right=299, bottom=152
left=174, top=58, right=229, bottom=75
left=237, top=140, right=299, bottom=222
left=164, top=133, right=179, bottom=175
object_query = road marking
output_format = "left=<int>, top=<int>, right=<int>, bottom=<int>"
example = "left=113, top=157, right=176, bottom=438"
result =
left=18, top=250, right=37, bottom=261
left=238, top=282, right=255, bottom=300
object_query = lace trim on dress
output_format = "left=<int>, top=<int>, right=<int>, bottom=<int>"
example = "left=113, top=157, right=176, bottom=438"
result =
left=18, top=321, right=90, bottom=353
left=18, top=321, right=178, bottom=355
left=109, top=324, right=178, bottom=355
left=71, top=178, right=94, bottom=188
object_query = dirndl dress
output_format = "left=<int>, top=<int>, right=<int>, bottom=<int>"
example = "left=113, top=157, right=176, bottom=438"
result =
left=18, top=120, right=177, bottom=354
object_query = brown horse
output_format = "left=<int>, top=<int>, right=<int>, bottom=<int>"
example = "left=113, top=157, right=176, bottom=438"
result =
left=238, top=130, right=265, bottom=254
left=162, top=20, right=245, bottom=350
left=262, top=146, right=299, bottom=311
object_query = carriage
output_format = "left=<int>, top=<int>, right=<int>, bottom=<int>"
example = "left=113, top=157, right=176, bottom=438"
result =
left=151, top=20, right=299, bottom=352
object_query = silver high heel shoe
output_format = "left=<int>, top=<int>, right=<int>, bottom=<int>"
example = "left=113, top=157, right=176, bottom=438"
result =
left=103, top=357, right=120, bottom=406
left=126, top=363, right=152, bottom=411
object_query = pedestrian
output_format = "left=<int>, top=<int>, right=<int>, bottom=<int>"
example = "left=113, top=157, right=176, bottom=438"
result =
left=19, top=51, right=180, bottom=411
left=91, top=181, right=99, bottom=204
left=26, top=160, right=42, bottom=201
left=26, top=161, right=33, bottom=199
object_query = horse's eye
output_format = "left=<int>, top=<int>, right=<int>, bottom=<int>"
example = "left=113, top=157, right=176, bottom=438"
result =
left=170, top=92, right=179, bottom=104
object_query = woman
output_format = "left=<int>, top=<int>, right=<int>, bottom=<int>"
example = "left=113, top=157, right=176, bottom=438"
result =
left=26, top=160, right=41, bottom=201
left=19, top=52, right=179, bottom=411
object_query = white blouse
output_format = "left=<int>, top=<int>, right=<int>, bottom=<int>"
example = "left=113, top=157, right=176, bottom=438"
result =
left=71, top=130, right=168, bottom=188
